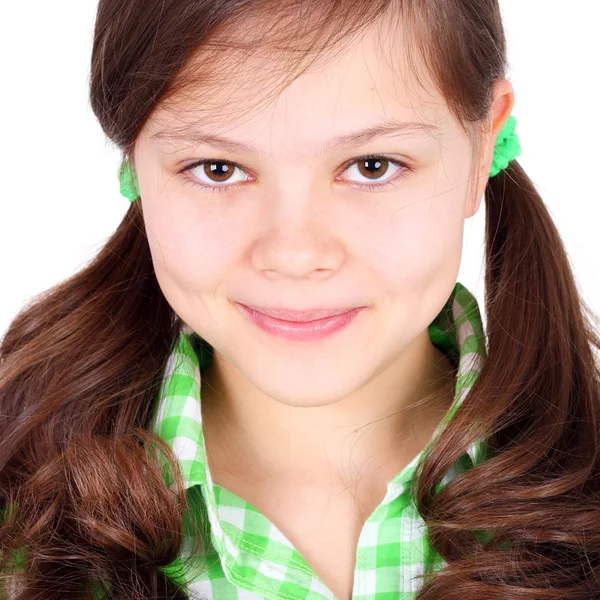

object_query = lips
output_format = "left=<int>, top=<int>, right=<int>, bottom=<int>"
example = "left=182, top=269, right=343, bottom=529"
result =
left=237, top=304, right=360, bottom=322
left=236, top=303, right=367, bottom=341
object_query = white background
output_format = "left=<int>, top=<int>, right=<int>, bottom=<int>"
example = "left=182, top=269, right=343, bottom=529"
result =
left=1, top=1, right=599, bottom=339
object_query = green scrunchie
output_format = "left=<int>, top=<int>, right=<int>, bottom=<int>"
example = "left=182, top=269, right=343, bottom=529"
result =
left=489, top=114, right=522, bottom=177
left=118, top=160, right=140, bottom=204
left=118, top=115, right=521, bottom=202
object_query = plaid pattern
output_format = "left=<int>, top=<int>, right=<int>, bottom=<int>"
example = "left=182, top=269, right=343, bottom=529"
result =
left=152, top=282, right=487, bottom=599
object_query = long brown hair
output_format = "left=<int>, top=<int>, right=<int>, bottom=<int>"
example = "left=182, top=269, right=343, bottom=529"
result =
left=2, top=1, right=599, bottom=598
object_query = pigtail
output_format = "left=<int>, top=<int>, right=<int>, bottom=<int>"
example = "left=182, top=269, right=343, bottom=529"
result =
left=0, top=203, right=209, bottom=598
left=414, top=160, right=600, bottom=598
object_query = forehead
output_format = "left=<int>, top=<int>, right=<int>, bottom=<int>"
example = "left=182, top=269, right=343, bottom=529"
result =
left=142, top=15, right=451, bottom=153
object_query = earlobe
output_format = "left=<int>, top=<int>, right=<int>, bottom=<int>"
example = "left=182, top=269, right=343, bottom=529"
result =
left=465, top=190, right=484, bottom=220
left=468, top=144, right=493, bottom=219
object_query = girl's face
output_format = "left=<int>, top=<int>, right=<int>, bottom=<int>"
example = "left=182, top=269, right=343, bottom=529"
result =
left=134, top=22, right=494, bottom=407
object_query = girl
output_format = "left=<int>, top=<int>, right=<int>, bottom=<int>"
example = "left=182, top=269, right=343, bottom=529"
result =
left=1, top=1, right=599, bottom=599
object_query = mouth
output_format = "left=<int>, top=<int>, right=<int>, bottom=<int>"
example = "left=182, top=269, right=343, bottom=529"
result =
left=235, top=302, right=368, bottom=342
left=237, top=304, right=364, bottom=323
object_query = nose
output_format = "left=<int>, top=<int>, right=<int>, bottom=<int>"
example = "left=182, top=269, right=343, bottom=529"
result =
left=250, top=185, right=346, bottom=281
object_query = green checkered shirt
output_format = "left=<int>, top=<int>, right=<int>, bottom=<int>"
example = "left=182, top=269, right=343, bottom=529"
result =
left=152, top=281, right=488, bottom=599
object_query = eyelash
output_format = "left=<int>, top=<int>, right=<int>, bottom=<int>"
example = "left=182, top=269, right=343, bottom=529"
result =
left=179, top=154, right=414, bottom=195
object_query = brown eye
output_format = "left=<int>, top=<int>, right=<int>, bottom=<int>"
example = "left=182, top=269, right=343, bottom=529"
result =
left=184, top=159, right=250, bottom=189
left=203, top=161, right=236, bottom=182
left=356, top=157, right=390, bottom=179
left=340, top=155, right=404, bottom=186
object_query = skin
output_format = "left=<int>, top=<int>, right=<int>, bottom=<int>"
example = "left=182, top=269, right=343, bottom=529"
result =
left=134, top=18, right=513, bottom=521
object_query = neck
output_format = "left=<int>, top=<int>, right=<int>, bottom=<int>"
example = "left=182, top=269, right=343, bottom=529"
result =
left=200, top=331, right=457, bottom=492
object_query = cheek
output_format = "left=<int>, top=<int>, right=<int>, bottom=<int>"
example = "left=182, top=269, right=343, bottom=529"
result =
left=357, top=191, right=466, bottom=289
left=143, top=200, right=241, bottom=291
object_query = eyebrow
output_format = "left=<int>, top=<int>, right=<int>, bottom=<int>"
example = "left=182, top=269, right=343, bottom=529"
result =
left=150, top=119, right=441, bottom=157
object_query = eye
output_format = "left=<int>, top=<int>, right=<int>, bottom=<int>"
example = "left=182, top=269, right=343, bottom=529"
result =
left=184, top=160, right=251, bottom=187
left=337, top=155, right=408, bottom=186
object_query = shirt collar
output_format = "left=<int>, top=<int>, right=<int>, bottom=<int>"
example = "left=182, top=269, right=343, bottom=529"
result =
left=151, top=281, right=487, bottom=493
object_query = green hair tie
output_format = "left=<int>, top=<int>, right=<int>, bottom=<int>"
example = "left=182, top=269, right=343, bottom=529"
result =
left=117, top=115, right=521, bottom=202
left=489, top=114, right=522, bottom=177
left=118, top=161, right=140, bottom=203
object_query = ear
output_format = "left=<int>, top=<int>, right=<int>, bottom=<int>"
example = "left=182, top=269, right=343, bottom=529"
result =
left=465, top=78, right=515, bottom=218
